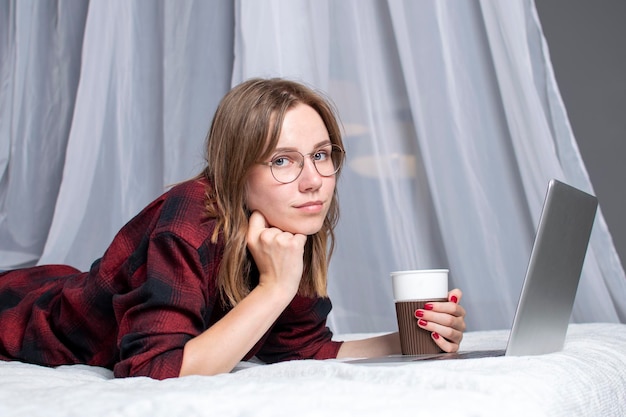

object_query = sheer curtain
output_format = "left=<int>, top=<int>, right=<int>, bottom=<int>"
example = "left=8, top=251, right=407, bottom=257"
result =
left=0, top=0, right=234, bottom=268
left=1, top=0, right=624, bottom=333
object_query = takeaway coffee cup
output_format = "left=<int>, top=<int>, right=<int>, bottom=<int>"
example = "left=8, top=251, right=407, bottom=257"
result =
left=391, top=269, right=449, bottom=355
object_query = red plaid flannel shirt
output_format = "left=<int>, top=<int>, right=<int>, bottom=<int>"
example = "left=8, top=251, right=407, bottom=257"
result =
left=0, top=178, right=341, bottom=379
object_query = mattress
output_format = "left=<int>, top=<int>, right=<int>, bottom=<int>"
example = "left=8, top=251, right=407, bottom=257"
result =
left=1, top=323, right=625, bottom=417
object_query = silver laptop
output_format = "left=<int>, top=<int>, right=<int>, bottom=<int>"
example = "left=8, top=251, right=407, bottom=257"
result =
left=348, top=179, right=598, bottom=364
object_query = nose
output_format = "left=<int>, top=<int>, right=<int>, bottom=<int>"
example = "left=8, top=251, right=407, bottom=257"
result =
left=298, top=157, right=323, bottom=191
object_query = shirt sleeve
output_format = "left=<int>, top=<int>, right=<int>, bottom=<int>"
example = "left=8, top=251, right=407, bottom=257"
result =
left=112, top=232, right=212, bottom=379
left=254, top=294, right=343, bottom=363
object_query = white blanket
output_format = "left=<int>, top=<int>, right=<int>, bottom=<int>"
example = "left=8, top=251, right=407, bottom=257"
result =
left=1, top=323, right=625, bottom=417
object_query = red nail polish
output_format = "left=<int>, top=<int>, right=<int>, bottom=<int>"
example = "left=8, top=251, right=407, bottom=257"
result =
left=424, top=303, right=434, bottom=310
left=450, top=295, right=458, bottom=303
left=414, top=310, right=424, bottom=318
left=432, top=332, right=440, bottom=340
left=418, top=319, right=428, bottom=327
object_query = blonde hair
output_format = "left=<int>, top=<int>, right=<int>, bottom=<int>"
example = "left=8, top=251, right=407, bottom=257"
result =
left=201, top=78, right=345, bottom=307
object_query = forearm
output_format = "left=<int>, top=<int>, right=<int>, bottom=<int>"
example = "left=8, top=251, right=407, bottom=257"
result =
left=336, top=332, right=401, bottom=359
left=179, top=283, right=294, bottom=376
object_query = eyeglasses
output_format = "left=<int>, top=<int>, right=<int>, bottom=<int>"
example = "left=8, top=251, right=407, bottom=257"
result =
left=260, top=144, right=345, bottom=184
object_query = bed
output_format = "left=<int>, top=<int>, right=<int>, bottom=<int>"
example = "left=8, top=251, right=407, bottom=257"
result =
left=1, top=322, right=625, bottom=417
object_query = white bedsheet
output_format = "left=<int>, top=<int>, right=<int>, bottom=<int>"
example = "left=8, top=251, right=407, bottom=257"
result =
left=1, top=323, right=625, bottom=417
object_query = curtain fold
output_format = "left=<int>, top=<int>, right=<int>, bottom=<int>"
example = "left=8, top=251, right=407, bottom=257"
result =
left=36, top=0, right=234, bottom=267
left=0, top=0, right=88, bottom=267
left=480, top=0, right=626, bottom=323
left=0, top=0, right=623, bottom=332
left=386, top=0, right=532, bottom=330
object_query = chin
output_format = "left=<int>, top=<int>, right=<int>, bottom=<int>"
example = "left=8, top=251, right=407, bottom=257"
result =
left=282, top=226, right=323, bottom=236
left=275, top=219, right=324, bottom=236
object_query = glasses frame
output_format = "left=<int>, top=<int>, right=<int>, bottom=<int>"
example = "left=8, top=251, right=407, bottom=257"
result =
left=259, top=144, right=345, bottom=184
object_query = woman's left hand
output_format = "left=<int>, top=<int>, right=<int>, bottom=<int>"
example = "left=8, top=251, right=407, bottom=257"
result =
left=414, top=288, right=466, bottom=352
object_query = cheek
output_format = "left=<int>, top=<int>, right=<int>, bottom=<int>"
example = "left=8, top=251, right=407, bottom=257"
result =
left=244, top=185, right=262, bottom=212
left=244, top=170, right=264, bottom=211
left=244, top=175, right=277, bottom=213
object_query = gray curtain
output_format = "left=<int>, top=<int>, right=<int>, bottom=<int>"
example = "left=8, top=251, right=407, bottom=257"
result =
left=1, top=0, right=624, bottom=334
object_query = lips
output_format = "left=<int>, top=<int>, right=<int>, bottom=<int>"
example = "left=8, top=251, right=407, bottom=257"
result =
left=294, top=201, right=325, bottom=213
left=295, top=200, right=323, bottom=208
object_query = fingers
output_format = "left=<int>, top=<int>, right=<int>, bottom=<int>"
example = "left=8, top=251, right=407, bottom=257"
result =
left=417, top=317, right=464, bottom=351
left=246, top=210, right=270, bottom=245
left=414, top=288, right=467, bottom=352
left=247, top=210, right=306, bottom=253
left=245, top=211, right=307, bottom=295
left=448, top=288, right=463, bottom=305
left=430, top=329, right=459, bottom=353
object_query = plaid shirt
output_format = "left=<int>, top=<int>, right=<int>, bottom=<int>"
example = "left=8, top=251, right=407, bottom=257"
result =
left=0, top=178, right=341, bottom=379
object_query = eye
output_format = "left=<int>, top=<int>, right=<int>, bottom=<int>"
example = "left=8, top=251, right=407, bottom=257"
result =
left=271, top=154, right=296, bottom=168
left=313, top=148, right=331, bottom=161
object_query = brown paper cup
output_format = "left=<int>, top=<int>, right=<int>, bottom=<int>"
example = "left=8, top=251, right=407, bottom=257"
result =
left=396, top=298, right=447, bottom=355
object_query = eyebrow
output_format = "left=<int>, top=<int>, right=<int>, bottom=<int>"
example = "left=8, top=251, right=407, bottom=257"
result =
left=272, top=140, right=332, bottom=154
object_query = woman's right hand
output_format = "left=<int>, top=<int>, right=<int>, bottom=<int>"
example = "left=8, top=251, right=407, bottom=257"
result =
left=246, top=210, right=307, bottom=298
left=180, top=210, right=307, bottom=377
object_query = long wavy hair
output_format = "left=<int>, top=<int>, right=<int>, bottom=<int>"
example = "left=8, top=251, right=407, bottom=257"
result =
left=200, top=78, right=345, bottom=307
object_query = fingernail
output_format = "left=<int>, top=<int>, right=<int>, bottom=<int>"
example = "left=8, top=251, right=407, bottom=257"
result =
left=418, top=319, right=428, bottom=327
left=424, top=303, right=434, bottom=310
left=432, top=332, right=440, bottom=340
left=414, top=310, right=424, bottom=318
left=450, top=295, right=458, bottom=303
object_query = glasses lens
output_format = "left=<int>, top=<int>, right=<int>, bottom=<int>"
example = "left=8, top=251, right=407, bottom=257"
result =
left=270, top=151, right=303, bottom=183
left=269, top=145, right=344, bottom=184
left=313, top=145, right=342, bottom=176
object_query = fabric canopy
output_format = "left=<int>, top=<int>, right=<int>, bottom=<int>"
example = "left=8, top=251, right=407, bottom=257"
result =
left=1, top=0, right=624, bottom=333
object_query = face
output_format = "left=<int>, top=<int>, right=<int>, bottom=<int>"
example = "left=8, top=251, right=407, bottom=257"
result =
left=245, top=103, right=337, bottom=235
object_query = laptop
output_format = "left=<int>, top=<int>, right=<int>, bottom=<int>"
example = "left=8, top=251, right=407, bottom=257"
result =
left=347, top=179, right=598, bottom=364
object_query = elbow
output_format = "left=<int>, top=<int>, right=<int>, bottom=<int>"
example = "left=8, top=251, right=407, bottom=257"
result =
left=178, top=339, right=235, bottom=377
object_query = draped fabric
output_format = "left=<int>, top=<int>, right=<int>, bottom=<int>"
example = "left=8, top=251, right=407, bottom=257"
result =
left=1, top=0, right=624, bottom=333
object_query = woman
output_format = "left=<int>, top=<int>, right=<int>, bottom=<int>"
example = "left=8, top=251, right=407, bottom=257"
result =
left=0, top=78, right=466, bottom=379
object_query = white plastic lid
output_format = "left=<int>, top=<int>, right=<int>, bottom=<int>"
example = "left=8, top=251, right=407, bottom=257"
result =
left=391, top=269, right=449, bottom=301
